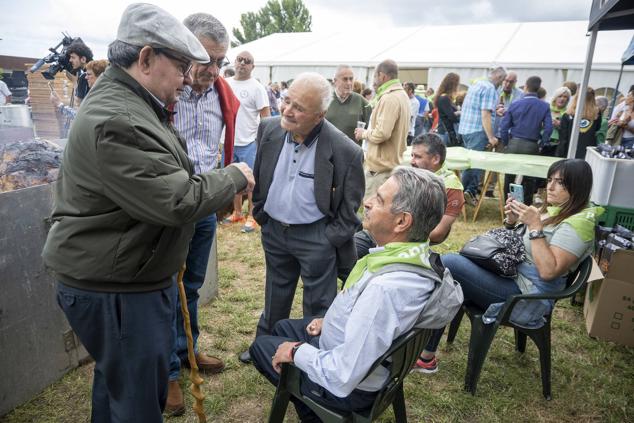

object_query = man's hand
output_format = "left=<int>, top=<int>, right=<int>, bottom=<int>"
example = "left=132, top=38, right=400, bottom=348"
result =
left=229, top=162, right=255, bottom=193
left=49, top=91, right=62, bottom=108
left=354, top=128, right=364, bottom=141
left=488, top=136, right=499, bottom=147
left=272, top=341, right=297, bottom=374
left=306, top=318, right=323, bottom=336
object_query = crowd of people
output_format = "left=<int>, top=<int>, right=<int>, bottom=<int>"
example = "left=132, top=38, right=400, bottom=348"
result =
left=36, top=3, right=626, bottom=422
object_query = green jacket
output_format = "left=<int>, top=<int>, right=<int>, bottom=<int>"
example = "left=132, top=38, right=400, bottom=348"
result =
left=42, top=66, right=247, bottom=292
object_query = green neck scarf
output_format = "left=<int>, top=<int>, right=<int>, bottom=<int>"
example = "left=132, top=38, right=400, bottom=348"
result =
left=368, top=79, right=401, bottom=108
left=435, top=163, right=463, bottom=190
left=550, top=104, right=567, bottom=116
left=546, top=205, right=604, bottom=242
left=343, top=241, right=431, bottom=290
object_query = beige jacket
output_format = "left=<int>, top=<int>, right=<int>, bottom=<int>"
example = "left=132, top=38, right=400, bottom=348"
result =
left=363, top=84, right=411, bottom=173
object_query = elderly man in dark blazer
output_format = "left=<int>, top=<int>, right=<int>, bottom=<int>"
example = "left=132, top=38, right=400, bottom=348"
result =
left=239, top=72, right=364, bottom=363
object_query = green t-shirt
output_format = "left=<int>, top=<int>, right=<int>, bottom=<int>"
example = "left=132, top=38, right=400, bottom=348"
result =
left=325, top=92, right=371, bottom=144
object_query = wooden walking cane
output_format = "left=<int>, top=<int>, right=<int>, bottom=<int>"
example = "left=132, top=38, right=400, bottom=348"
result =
left=176, top=265, right=207, bottom=422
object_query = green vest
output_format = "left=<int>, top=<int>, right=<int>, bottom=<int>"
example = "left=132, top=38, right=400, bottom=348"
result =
left=435, top=164, right=463, bottom=191
left=547, top=205, right=604, bottom=242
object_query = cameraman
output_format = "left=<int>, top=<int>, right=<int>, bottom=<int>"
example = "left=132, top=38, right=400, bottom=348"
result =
left=65, top=40, right=93, bottom=105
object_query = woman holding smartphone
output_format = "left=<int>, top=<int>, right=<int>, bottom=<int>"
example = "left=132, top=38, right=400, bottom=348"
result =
left=412, top=159, right=601, bottom=373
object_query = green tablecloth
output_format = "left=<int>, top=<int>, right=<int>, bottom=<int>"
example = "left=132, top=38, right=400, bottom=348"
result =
left=403, top=146, right=559, bottom=178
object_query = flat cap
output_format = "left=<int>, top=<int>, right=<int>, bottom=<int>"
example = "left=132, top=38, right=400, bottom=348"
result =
left=116, top=3, right=209, bottom=63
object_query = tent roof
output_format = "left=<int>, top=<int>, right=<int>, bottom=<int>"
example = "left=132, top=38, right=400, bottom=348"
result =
left=230, top=20, right=634, bottom=70
left=589, top=0, right=634, bottom=31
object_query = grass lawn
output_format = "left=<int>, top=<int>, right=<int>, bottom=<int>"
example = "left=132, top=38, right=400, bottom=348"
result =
left=2, top=200, right=633, bottom=422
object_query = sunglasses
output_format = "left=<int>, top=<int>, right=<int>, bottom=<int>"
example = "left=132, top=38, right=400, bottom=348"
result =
left=201, top=56, right=230, bottom=69
left=236, top=56, right=253, bottom=65
left=155, top=49, right=192, bottom=76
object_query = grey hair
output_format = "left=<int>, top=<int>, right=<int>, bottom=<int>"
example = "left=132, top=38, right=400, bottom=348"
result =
left=595, top=95, right=609, bottom=111
left=107, top=40, right=142, bottom=69
left=183, top=13, right=229, bottom=46
left=390, top=167, right=446, bottom=242
left=550, top=86, right=572, bottom=106
left=489, top=66, right=508, bottom=80
left=334, top=64, right=353, bottom=78
left=292, top=72, right=332, bottom=112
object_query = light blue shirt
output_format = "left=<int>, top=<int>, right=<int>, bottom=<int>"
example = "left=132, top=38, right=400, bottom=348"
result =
left=458, top=79, right=498, bottom=135
left=173, top=85, right=223, bottom=173
left=293, top=249, right=434, bottom=397
left=263, top=132, right=325, bottom=224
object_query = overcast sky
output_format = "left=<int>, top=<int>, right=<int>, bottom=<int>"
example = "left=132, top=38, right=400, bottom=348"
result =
left=1, top=0, right=592, bottom=59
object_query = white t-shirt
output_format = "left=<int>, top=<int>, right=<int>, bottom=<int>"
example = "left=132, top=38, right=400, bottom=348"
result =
left=227, top=77, right=270, bottom=146
left=409, top=96, right=419, bottom=136
left=0, top=81, right=12, bottom=105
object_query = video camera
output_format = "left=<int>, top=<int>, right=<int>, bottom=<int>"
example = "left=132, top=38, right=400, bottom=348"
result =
left=29, top=33, right=82, bottom=80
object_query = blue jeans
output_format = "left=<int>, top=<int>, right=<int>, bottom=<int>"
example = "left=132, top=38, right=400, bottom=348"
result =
left=425, top=253, right=522, bottom=352
left=233, top=141, right=257, bottom=169
left=621, top=137, right=634, bottom=149
left=57, top=282, right=174, bottom=422
left=169, top=214, right=217, bottom=380
left=460, top=130, right=489, bottom=195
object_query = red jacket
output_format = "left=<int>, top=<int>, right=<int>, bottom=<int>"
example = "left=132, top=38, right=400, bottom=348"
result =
left=215, top=76, right=240, bottom=167
left=169, top=77, right=240, bottom=167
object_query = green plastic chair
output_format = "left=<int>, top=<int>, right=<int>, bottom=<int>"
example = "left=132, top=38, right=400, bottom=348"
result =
left=446, top=255, right=593, bottom=400
left=267, top=327, right=433, bottom=423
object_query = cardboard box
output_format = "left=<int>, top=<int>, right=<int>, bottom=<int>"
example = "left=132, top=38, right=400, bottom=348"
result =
left=584, top=250, right=634, bottom=347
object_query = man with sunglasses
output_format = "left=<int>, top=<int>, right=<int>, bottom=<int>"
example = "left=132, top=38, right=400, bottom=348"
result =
left=42, top=4, right=253, bottom=421
left=225, top=51, right=271, bottom=233
left=167, top=12, right=243, bottom=415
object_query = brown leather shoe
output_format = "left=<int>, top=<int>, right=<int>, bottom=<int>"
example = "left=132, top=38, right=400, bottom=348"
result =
left=182, top=352, right=225, bottom=374
left=165, top=380, right=185, bottom=416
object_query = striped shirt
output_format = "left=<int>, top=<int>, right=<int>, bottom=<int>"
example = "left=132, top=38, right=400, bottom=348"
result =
left=173, top=85, right=223, bottom=173
left=458, top=79, right=498, bottom=135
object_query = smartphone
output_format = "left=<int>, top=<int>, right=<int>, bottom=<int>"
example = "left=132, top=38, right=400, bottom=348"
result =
left=509, top=183, right=524, bottom=203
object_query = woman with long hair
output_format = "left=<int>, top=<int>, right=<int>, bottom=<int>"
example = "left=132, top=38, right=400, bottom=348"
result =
left=556, top=87, right=601, bottom=158
left=412, top=159, right=602, bottom=373
left=434, top=72, right=461, bottom=145
left=541, top=86, right=572, bottom=156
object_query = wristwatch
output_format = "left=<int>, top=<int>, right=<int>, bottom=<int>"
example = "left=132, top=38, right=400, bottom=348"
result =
left=528, top=229, right=546, bottom=240
left=291, top=342, right=304, bottom=361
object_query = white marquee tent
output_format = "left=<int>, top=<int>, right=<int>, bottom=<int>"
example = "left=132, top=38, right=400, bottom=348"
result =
left=229, top=20, right=634, bottom=97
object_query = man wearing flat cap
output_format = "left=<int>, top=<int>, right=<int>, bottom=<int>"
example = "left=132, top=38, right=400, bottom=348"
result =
left=42, top=3, right=254, bottom=421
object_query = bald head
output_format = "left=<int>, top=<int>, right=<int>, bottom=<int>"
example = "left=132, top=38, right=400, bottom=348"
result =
left=234, top=50, right=255, bottom=80
left=281, top=72, right=332, bottom=141
left=373, top=59, right=399, bottom=90
left=502, top=71, right=518, bottom=94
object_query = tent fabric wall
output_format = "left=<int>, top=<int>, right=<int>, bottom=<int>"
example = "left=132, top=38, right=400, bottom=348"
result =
left=567, top=69, right=634, bottom=95
left=232, top=21, right=634, bottom=90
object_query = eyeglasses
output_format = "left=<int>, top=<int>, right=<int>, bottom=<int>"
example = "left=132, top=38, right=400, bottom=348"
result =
left=200, top=56, right=230, bottom=69
left=155, top=49, right=192, bottom=76
left=236, top=56, right=253, bottom=65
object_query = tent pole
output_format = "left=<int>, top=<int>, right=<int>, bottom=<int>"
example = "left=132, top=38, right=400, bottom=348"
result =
left=568, top=27, right=598, bottom=159
left=608, top=63, right=624, bottom=117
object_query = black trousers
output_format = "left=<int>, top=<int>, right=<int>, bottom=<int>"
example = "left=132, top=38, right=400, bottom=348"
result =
left=57, top=282, right=174, bottom=423
left=256, top=218, right=337, bottom=337
left=250, top=318, right=377, bottom=421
